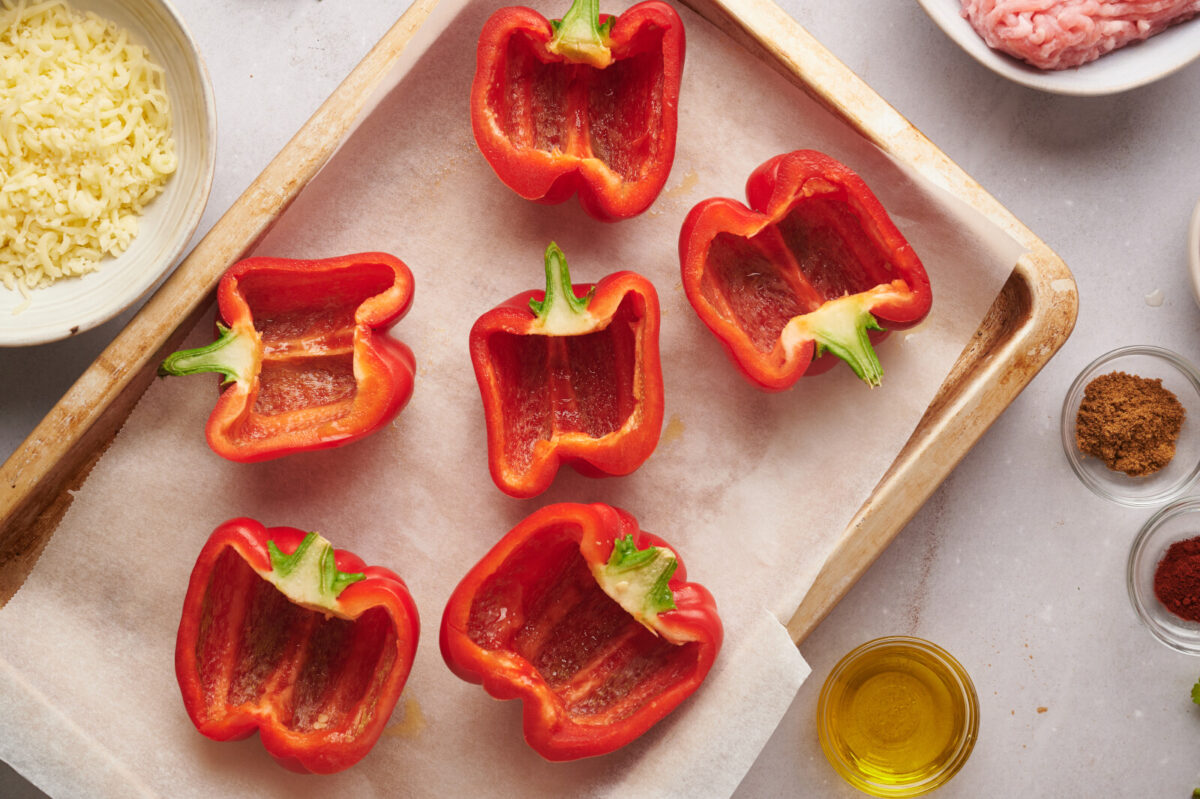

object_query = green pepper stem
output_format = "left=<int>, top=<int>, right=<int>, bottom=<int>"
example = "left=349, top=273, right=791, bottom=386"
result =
left=547, top=0, right=613, bottom=68
left=784, top=297, right=885, bottom=387
left=158, top=323, right=258, bottom=385
left=528, top=242, right=596, bottom=336
left=267, top=531, right=365, bottom=613
left=609, top=534, right=677, bottom=614
left=591, top=534, right=678, bottom=636
left=817, top=314, right=884, bottom=387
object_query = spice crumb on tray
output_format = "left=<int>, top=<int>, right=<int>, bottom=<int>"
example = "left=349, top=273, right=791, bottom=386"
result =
left=1074, top=370, right=1185, bottom=476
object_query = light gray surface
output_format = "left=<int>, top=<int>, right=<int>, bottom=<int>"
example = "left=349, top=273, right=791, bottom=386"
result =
left=3, top=0, right=1200, bottom=796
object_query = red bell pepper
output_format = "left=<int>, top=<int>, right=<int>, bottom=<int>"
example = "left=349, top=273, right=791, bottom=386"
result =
left=158, top=253, right=416, bottom=462
left=470, top=0, right=685, bottom=221
left=440, top=502, right=722, bottom=761
left=679, top=150, right=932, bottom=391
left=469, top=242, right=663, bottom=498
left=175, top=517, right=420, bottom=774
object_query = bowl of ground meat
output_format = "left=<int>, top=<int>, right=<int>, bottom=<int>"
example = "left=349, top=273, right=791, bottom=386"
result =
left=0, top=0, right=216, bottom=346
left=1061, top=346, right=1200, bottom=506
left=918, top=0, right=1200, bottom=95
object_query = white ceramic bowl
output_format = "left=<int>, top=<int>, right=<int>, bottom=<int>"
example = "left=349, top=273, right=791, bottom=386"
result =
left=0, top=0, right=216, bottom=346
left=916, top=0, right=1200, bottom=96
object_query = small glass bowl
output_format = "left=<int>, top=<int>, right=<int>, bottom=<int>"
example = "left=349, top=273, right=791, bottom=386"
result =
left=1061, top=346, right=1200, bottom=507
left=1128, top=498, right=1200, bottom=655
left=816, top=637, right=979, bottom=798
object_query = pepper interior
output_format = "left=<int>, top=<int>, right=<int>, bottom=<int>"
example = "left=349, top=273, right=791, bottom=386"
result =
left=700, top=191, right=899, bottom=352
left=466, top=523, right=700, bottom=724
left=192, top=546, right=399, bottom=735
left=485, top=294, right=643, bottom=472
left=234, top=263, right=396, bottom=435
left=489, top=26, right=667, bottom=182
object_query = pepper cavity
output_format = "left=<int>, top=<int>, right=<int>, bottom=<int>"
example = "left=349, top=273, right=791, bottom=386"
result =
left=680, top=150, right=932, bottom=391
left=439, top=503, right=722, bottom=760
left=158, top=253, right=416, bottom=462
left=175, top=518, right=420, bottom=774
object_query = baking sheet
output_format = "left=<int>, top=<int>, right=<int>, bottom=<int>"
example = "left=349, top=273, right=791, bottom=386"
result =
left=0, top=0, right=1023, bottom=795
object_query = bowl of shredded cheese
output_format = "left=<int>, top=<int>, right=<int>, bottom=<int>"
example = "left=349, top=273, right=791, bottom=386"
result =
left=0, top=0, right=216, bottom=346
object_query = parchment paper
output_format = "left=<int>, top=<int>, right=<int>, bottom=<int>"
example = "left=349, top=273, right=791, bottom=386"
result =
left=0, top=0, right=1025, bottom=796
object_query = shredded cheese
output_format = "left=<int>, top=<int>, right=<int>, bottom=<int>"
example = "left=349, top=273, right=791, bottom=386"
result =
left=0, top=0, right=176, bottom=305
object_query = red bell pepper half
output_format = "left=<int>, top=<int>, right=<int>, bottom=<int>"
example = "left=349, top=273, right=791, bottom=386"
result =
left=469, top=242, right=664, bottom=498
left=440, top=502, right=722, bottom=761
left=470, top=0, right=685, bottom=221
left=679, top=150, right=932, bottom=391
left=158, top=253, right=416, bottom=462
left=175, top=517, right=420, bottom=774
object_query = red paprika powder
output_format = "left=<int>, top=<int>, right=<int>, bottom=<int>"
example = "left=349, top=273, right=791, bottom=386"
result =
left=1153, top=536, right=1200, bottom=622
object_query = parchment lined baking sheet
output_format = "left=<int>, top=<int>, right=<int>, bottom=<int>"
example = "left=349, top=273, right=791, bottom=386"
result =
left=0, top=0, right=1023, bottom=795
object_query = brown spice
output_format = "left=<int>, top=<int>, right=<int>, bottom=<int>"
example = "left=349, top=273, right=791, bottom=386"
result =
left=1074, top=370, right=1185, bottom=476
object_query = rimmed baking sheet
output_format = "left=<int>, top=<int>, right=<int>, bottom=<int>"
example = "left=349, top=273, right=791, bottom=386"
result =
left=0, top=0, right=1072, bottom=795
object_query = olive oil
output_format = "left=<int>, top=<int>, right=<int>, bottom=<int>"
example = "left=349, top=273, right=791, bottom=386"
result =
left=817, top=638, right=978, bottom=797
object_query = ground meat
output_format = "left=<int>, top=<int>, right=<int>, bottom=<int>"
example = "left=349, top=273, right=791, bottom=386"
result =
left=961, top=0, right=1200, bottom=70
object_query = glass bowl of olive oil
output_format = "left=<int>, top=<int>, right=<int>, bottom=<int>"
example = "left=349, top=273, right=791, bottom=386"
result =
left=816, top=637, right=979, bottom=797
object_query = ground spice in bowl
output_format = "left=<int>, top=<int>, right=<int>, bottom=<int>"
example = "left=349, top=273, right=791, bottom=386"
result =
left=1075, top=371, right=1185, bottom=476
left=1153, top=536, right=1200, bottom=623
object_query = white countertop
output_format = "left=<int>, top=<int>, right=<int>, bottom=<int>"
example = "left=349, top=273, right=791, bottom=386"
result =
left=4, top=0, right=1200, bottom=795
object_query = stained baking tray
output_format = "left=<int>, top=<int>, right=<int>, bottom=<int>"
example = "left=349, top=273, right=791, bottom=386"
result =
left=0, top=0, right=1076, bottom=633
left=0, top=0, right=1078, bottom=793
